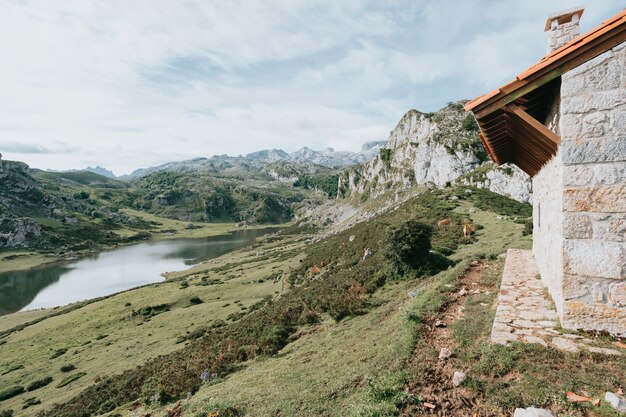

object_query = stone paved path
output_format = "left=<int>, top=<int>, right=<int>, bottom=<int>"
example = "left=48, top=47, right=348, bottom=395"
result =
left=491, top=249, right=622, bottom=355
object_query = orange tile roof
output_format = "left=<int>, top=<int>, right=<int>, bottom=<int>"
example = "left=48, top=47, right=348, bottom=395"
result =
left=464, top=8, right=626, bottom=177
left=465, top=8, right=626, bottom=111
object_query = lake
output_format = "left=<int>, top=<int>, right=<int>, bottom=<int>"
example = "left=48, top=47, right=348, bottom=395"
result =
left=0, top=228, right=278, bottom=315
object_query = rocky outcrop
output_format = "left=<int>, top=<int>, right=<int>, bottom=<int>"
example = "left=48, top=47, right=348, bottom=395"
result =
left=456, top=163, right=533, bottom=203
left=0, top=218, right=42, bottom=248
left=338, top=102, right=532, bottom=202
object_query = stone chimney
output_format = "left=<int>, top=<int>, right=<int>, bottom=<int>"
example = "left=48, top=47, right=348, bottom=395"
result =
left=545, top=6, right=585, bottom=54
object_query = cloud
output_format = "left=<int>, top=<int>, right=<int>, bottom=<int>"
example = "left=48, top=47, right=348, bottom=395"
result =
left=0, top=142, right=51, bottom=154
left=0, top=0, right=622, bottom=174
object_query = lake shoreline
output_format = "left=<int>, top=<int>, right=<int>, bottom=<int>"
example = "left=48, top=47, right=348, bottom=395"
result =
left=0, top=226, right=285, bottom=318
left=0, top=221, right=290, bottom=275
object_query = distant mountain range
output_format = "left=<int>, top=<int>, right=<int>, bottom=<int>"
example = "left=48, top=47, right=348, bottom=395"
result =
left=117, top=142, right=387, bottom=180
left=48, top=166, right=116, bottom=179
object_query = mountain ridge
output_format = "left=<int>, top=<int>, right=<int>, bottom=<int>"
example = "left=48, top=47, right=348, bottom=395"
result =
left=121, top=142, right=386, bottom=180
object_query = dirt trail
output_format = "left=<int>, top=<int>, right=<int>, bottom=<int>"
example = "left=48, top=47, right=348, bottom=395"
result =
left=402, top=261, right=497, bottom=417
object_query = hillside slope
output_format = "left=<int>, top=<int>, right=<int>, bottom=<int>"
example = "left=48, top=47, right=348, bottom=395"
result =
left=3, top=187, right=621, bottom=417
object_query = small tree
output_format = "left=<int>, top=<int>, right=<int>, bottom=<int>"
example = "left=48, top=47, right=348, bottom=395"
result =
left=386, top=220, right=433, bottom=274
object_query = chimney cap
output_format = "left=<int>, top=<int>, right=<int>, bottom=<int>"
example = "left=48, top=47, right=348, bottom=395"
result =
left=544, top=6, right=585, bottom=31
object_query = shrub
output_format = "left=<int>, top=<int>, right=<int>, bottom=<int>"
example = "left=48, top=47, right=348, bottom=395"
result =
left=462, top=114, right=479, bottom=131
left=189, top=296, right=204, bottom=305
left=73, top=191, right=90, bottom=200
left=49, top=348, right=68, bottom=359
left=386, top=220, right=433, bottom=272
left=0, top=386, right=24, bottom=402
left=27, top=377, right=53, bottom=392
left=522, top=219, right=533, bottom=236
left=293, top=174, right=340, bottom=198
left=379, top=149, right=393, bottom=170
left=60, top=364, right=76, bottom=373
left=132, top=303, right=170, bottom=319
left=1, top=364, right=24, bottom=376
left=0, top=410, right=13, bottom=417
left=56, top=372, right=86, bottom=388
left=22, top=397, right=41, bottom=409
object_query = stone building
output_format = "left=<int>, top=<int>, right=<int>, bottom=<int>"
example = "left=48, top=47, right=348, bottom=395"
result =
left=465, top=7, right=625, bottom=336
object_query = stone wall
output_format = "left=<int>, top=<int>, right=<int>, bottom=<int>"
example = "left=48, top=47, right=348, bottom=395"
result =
left=556, top=42, right=626, bottom=335
left=532, top=151, right=565, bottom=313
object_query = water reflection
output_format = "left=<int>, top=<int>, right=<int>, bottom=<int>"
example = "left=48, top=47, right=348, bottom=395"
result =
left=0, top=228, right=277, bottom=315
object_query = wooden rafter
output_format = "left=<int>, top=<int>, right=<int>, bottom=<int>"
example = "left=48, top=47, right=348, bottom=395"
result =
left=503, top=104, right=561, bottom=146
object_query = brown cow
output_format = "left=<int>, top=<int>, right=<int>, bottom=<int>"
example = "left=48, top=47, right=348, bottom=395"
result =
left=437, top=218, right=452, bottom=229
left=463, top=223, right=473, bottom=237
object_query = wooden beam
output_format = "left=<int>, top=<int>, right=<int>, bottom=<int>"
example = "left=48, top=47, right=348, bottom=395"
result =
left=504, top=103, right=561, bottom=145
left=505, top=114, right=556, bottom=156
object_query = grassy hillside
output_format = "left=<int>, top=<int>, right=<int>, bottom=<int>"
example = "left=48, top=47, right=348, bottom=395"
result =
left=0, top=188, right=623, bottom=417
left=0, top=160, right=316, bottom=255
left=0, top=235, right=304, bottom=416
left=129, top=171, right=305, bottom=224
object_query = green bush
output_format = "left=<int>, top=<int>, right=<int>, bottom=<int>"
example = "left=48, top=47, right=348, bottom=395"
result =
left=22, top=397, right=41, bottom=409
left=466, top=187, right=532, bottom=218
left=60, top=364, right=76, bottom=373
left=189, top=296, right=204, bottom=305
left=294, top=175, right=340, bottom=198
left=26, top=376, right=53, bottom=392
left=56, top=372, right=86, bottom=388
left=73, top=191, right=90, bottom=200
left=0, top=410, right=14, bottom=417
left=462, top=114, right=479, bottom=131
left=379, top=149, right=393, bottom=170
left=1, top=364, right=24, bottom=376
left=386, top=220, right=432, bottom=272
left=0, top=386, right=24, bottom=402
left=49, top=348, right=68, bottom=359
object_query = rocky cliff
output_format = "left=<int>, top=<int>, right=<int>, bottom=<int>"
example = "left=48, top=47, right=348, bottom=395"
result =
left=337, top=102, right=532, bottom=203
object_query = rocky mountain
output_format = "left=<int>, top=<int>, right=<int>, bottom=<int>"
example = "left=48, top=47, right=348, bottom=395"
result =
left=337, top=102, right=532, bottom=203
left=245, top=149, right=289, bottom=162
left=47, top=166, right=117, bottom=179
left=122, top=142, right=386, bottom=180
left=84, top=166, right=116, bottom=178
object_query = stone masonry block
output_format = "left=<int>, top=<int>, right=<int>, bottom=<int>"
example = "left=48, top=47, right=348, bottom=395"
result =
left=582, top=112, right=607, bottom=138
left=562, top=273, right=592, bottom=300
left=566, top=49, right=614, bottom=79
left=563, top=162, right=625, bottom=187
left=560, top=113, right=582, bottom=139
left=562, top=274, right=623, bottom=305
left=561, top=90, right=626, bottom=114
left=563, top=213, right=592, bottom=239
left=562, top=136, right=626, bottom=164
left=563, top=239, right=624, bottom=279
left=562, top=299, right=626, bottom=336
left=609, top=281, right=626, bottom=307
left=561, top=74, right=586, bottom=99
left=563, top=185, right=626, bottom=213
left=591, top=214, right=626, bottom=242
left=585, top=59, right=622, bottom=91
left=562, top=164, right=592, bottom=186
left=592, top=162, right=626, bottom=185
left=609, top=108, right=626, bottom=136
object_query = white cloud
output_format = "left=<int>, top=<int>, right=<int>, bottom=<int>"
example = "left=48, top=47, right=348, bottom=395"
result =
left=0, top=0, right=622, bottom=174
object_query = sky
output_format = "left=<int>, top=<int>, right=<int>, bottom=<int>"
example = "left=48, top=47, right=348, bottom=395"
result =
left=0, top=1, right=622, bottom=175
